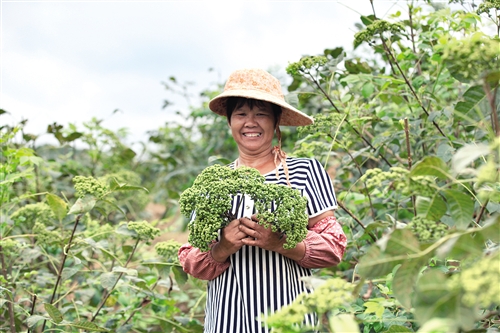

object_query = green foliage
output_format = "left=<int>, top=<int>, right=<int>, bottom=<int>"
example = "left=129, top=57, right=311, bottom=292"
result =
left=2, top=1, right=500, bottom=332
left=267, top=277, right=355, bottom=332
left=179, top=164, right=308, bottom=251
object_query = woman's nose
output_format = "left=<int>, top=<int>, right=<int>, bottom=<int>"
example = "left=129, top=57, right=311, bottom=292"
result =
left=244, top=114, right=257, bottom=125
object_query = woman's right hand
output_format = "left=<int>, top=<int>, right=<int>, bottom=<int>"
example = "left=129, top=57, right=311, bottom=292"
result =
left=210, top=218, right=247, bottom=262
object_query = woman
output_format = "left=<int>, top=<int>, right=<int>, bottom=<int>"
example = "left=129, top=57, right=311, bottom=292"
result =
left=178, top=68, right=346, bottom=333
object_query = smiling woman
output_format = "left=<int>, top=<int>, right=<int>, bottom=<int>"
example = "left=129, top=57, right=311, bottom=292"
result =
left=178, top=68, right=347, bottom=333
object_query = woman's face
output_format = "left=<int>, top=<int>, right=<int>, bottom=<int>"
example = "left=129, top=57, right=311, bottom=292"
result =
left=229, top=101, right=276, bottom=155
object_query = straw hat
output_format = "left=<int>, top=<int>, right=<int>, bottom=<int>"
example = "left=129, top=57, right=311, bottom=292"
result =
left=209, top=68, right=314, bottom=126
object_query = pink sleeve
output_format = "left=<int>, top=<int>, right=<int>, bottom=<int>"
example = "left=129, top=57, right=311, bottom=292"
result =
left=178, top=242, right=230, bottom=280
left=297, top=215, right=347, bottom=269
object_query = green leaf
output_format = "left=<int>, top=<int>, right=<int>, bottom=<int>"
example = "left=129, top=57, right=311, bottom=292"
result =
left=361, top=82, right=375, bottom=98
left=112, top=266, right=138, bottom=276
left=27, top=315, right=48, bottom=328
left=100, top=272, right=118, bottom=290
left=385, top=229, right=420, bottom=256
left=357, top=245, right=404, bottom=279
left=393, top=259, right=426, bottom=309
left=455, top=85, right=487, bottom=116
left=44, top=303, right=63, bottom=323
left=414, top=270, right=475, bottom=330
left=410, top=156, right=449, bottom=180
left=451, top=143, right=490, bottom=175
left=61, top=267, right=79, bottom=281
left=116, top=224, right=137, bottom=237
left=108, top=176, right=148, bottom=193
left=172, top=265, right=188, bottom=286
left=416, top=195, right=447, bottom=221
left=479, top=215, right=500, bottom=243
left=100, top=199, right=126, bottom=216
left=363, top=300, right=385, bottom=318
left=415, top=318, right=459, bottom=333
left=329, top=314, right=360, bottom=333
left=67, top=321, right=109, bottom=332
left=384, top=325, right=413, bottom=333
left=443, top=190, right=474, bottom=229
left=46, top=193, right=68, bottom=221
left=68, top=196, right=97, bottom=215
left=437, top=232, right=486, bottom=260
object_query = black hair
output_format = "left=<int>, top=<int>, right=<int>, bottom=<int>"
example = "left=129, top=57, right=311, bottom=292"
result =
left=226, top=97, right=282, bottom=126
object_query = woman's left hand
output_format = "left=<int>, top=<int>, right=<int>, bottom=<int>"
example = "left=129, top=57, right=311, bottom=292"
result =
left=239, top=214, right=285, bottom=252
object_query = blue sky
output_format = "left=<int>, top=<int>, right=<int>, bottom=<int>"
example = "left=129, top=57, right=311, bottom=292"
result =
left=1, top=1, right=406, bottom=145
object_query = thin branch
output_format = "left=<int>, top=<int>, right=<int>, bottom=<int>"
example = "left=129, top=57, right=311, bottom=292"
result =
left=404, top=118, right=417, bottom=216
left=304, top=71, right=393, bottom=167
left=337, top=201, right=377, bottom=242
left=380, top=37, right=447, bottom=138
left=408, top=3, right=423, bottom=76
left=91, top=238, right=141, bottom=322
left=41, top=213, right=83, bottom=332
left=27, top=294, right=38, bottom=333
left=476, top=200, right=489, bottom=226
left=484, top=81, right=499, bottom=137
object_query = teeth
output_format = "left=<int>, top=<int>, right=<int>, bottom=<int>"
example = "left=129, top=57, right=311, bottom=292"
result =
left=244, top=133, right=261, bottom=137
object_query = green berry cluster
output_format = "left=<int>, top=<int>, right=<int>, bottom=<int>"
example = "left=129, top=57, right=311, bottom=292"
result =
left=361, top=167, right=437, bottom=197
left=155, top=240, right=182, bottom=259
left=33, top=222, right=62, bottom=245
left=267, top=278, right=354, bottom=329
left=297, top=113, right=346, bottom=137
left=0, top=239, right=19, bottom=252
left=179, top=164, right=309, bottom=252
left=477, top=0, right=500, bottom=16
left=73, top=175, right=108, bottom=199
left=407, top=216, right=448, bottom=242
left=450, top=251, right=500, bottom=308
left=126, top=220, right=160, bottom=242
left=354, top=20, right=406, bottom=45
left=436, top=32, right=500, bottom=81
left=10, top=202, right=55, bottom=228
left=82, top=215, right=114, bottom=241
left=286, top=55, right=328, bottom=76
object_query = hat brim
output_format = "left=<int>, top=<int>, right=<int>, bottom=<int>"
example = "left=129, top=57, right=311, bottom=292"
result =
left=209, top=89, right=314, bottom=127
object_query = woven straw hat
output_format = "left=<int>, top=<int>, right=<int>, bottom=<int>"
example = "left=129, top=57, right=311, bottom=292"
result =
left=209, top=68, right=314, bottom=126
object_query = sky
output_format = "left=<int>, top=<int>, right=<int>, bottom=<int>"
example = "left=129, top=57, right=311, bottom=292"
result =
left=1, top=1, right=416, bottom=146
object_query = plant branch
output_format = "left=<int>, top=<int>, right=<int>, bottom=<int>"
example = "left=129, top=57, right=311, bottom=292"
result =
left=337, top=201, right=377, bottom=242
left=380, top=36, right=446, bottom=138
left=484, top=81, right=499, bottom=137
left=408, top=3, right=423, bottom=76
left=304, top=71, right=393, bottom=167
left=404, top=118, right=417, bottom=216
left=475, top=200, right=489, bottom=226
left=27, top=293, right=37, bottom=333
left=91, top=238, right=141, bottom=322
left=41, top=213, right=83, bottom=332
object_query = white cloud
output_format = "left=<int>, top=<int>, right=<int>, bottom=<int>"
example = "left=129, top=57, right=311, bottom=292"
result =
left=1, top=0, right=407, bottom=144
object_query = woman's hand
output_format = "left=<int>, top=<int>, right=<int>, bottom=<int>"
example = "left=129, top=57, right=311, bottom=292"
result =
left=211, top=218, right=247, bottom=263
left=238, top=215, right=286, bottom=252
left=239, top=214, right=306, bottom=261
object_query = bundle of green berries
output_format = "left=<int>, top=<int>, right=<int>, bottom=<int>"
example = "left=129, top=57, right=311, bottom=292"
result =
left=179, top=164, right=308, bottom=252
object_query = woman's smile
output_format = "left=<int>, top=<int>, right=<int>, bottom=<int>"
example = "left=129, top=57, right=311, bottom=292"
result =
left=229, top=102, right=276, bottom=153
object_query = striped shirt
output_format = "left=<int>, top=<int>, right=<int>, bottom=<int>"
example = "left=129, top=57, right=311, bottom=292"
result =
left=203, top=157, right=338, bottom=333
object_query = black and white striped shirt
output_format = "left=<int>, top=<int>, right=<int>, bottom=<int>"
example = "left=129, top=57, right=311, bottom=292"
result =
left=204, top=157, right=338, bottom=333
